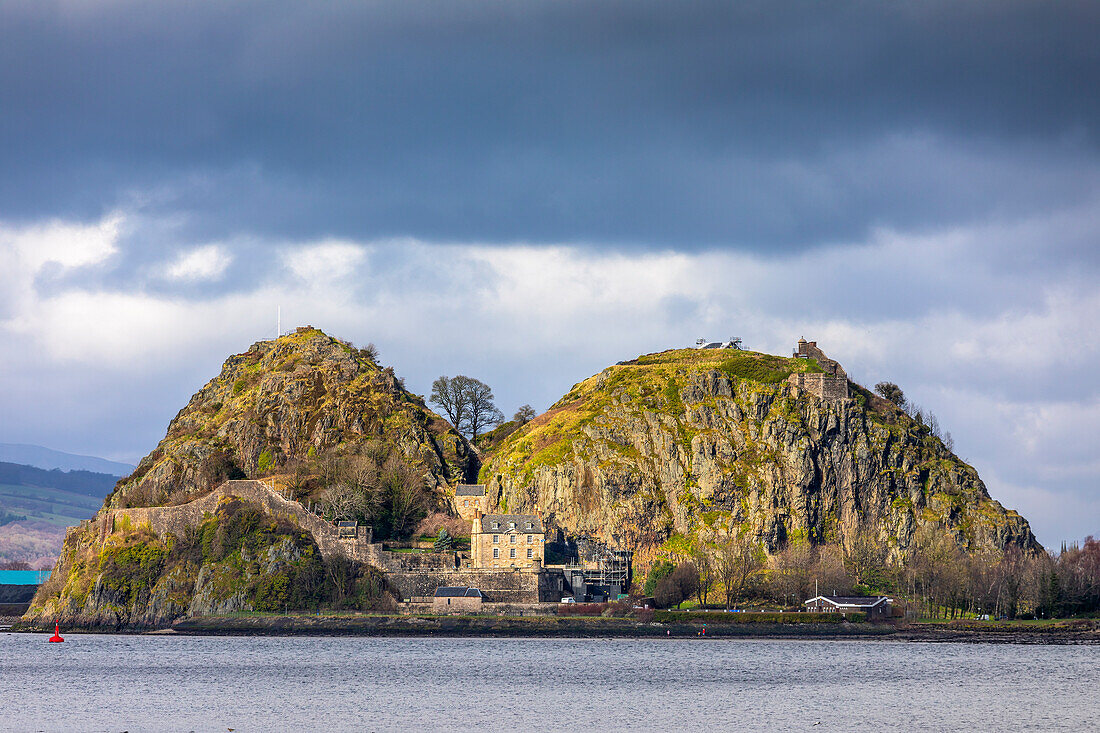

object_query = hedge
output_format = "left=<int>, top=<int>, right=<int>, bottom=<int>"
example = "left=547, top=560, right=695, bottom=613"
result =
left=653, top=611, right=866, bottom=624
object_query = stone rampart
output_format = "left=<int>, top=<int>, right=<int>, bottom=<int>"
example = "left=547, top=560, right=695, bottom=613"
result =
left=386, top=568, right=548, bottom=604
left=787, top=372, right=849, bottom=401
left=102, top=480, right=375, bottom=564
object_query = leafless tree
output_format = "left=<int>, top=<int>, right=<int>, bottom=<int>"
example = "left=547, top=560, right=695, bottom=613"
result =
left=689, top=540, right=716, bottom=606
left=430, top=375, right=504, bottom=439
left=318, top=482, right=369, bottom=521
left=715, top=530, right=765, bottom=608
left=513, top=404, right=537, bottom=425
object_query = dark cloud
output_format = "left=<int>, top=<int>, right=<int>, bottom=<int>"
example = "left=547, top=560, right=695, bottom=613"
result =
left=1, top=0, right=1098, bottom=250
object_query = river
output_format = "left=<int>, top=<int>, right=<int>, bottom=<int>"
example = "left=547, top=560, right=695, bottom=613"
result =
left=1, top=633, right=1096, bottom=731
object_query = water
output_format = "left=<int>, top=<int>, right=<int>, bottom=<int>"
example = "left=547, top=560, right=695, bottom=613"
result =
left=1, top=633, right=1097, bottom=731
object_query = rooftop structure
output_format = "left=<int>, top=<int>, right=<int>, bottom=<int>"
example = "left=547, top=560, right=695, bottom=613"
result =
left=696, top=337, right=742, bottom=350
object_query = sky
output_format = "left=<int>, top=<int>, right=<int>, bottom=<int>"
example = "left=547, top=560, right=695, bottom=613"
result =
left=1, top=0, right=1097, bottom=548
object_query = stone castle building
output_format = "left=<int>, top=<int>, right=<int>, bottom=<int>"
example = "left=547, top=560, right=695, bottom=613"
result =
left=453, top=484, right=486, bottom=522
left=469, top=511, right=545, bottom=569
left=787, top=338, right=849, bottom=401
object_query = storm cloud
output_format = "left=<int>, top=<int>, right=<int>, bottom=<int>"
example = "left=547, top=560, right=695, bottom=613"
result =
left=2, top=0, right=1098, bottom=249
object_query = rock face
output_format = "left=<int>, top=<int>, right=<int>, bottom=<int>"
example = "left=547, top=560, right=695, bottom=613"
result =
left=480, top=347, right=1040, bottom=567
left=109, top=327, right=477, bottom=508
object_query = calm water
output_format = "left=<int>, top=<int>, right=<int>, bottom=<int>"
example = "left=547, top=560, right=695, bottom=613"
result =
left=1, top=633, right=1097, bottom=731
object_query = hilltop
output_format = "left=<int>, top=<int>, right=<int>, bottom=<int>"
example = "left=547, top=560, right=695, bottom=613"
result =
left=479, top=343, right=1039, bottom=567
left=108, top=327, right=477, bottom=509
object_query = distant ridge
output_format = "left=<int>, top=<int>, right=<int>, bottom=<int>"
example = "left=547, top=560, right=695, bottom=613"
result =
left=0, top=444, right=133, bottom=477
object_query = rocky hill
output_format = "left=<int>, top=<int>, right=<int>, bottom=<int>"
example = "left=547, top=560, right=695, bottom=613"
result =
left=24, top=328, right=476, bottom=627
left=109, top=327, right=477, bottom=509
left=479, top=345, right=1039, bottom=566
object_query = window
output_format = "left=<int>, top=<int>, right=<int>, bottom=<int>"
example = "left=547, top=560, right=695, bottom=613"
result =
left=526, top=522, right=533, bottom=530
left=475, top=500, right=480, bottom=507
left=492, top=521, right=499, bottom=529
left=510, top=534, right=516, bottom=544
left=493, top=535, right=499, bottom=544
left=509, top=522, right=516, bottom=530
left=509, top=548, right=516, bottom=558
left=526, top=535, right=532, bottom=544
left=463, top=500, right=469, bottom=507
left=493, top=548, right=499, bottom=558
left=527, top=548, right=533, bottom=559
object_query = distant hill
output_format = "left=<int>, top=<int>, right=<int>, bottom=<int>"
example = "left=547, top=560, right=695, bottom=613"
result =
left=0, top=461, right=120, bottom=567
left=0, top=443, right=133, bottom=476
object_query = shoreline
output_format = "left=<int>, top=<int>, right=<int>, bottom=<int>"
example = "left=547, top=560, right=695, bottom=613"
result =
left=11, top=615, right=1099, bottom=643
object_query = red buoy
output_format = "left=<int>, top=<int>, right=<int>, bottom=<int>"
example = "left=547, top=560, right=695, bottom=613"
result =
left=48, top=622, right=64, bottom=643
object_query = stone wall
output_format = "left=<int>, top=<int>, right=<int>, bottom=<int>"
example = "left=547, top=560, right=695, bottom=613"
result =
left=387, top=568, right=545, bottom=604
left=787, top=372, right=849, bottom=401
left=102, top=480, right=377, bottom=565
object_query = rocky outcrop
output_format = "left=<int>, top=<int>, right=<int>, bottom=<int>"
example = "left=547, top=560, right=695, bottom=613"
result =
left=109, top=327, right=477, bottom=508
left=481, top=348, right=1040, bottom=567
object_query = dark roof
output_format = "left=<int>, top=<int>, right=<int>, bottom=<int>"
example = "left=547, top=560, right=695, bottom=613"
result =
left=434, top=586, right=483, bottom=598
left=479, top=514, right=543, bottom=533
left=455, top=484, right=486, bottom=497
left=805, top=596, right=890, bottom=608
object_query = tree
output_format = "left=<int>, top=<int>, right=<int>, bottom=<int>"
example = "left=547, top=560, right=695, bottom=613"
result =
left=715, top=530, right=765, bottom=608
left=874, top=381, right=906, bottom=408
left=430, top=375, right=471, bottom=431
left=513, top=404, right=537, bottom=425
left=430, top=375, right=505, bottom=439
left=464, top=380, right=504, bottom=439
left=434, top=528, right=454, bottom=552
left=643, top=559, right=675, bottom=597
left=845, top=531, right=890, bottom=591
left=689, top=541, right=716, bottom=606
left=318, top=482, right=369, bottom=522
left=654, top=563, right=700, bottom=609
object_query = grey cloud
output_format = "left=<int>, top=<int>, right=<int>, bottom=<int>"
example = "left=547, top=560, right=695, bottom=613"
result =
left=1, top=0, right=1098, bottom=250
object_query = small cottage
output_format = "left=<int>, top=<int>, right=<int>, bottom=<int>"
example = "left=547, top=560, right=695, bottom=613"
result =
left=432, top=586, right=484, bottom=613
left=804, top=595, right=893, bottom=620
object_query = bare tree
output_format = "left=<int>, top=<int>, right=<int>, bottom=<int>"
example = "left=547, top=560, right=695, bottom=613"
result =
left=513, top=404, right=537, bottom=425
left=845, top=531, right=890, bottom=589
left=430, top=375, right=504, bottom=439
left=318, top=482, right=370, bottom=521
left=430, top=375, right=471, bottom=431
left=689, top=540, right=716, bottom=607
left=464, top=380, right=504, bottom=439
left=715, top=530, right=765, bottom=608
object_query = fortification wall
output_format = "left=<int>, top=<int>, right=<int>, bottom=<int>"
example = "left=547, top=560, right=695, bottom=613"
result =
left=102, top=480, right=374, bottom=564
left=386, top=568, right=552, bottom=604
left=787, top=372, right=849, bottom=401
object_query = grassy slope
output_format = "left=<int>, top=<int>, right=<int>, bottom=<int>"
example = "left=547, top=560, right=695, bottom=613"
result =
left=480, top=347, right=822, bottom=482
